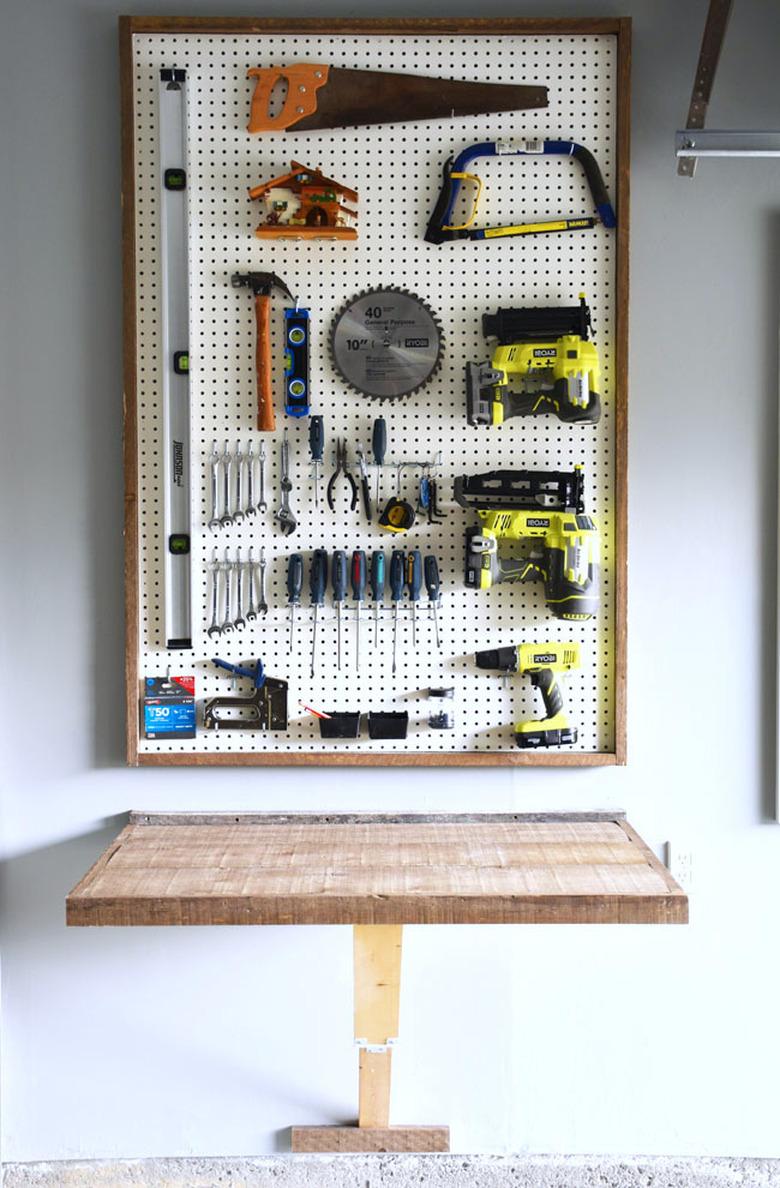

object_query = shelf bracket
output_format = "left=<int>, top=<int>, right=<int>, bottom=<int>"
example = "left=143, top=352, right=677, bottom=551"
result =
left=678, top=0, right=734, bottom=178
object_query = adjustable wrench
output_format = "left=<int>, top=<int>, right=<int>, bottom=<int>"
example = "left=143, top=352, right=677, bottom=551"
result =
left=276, top=429, right=297, bottom=535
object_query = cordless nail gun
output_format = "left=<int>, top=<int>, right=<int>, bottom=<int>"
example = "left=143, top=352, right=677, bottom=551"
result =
left=453, top=468, right=599, bottom=620
left=467, top=295, right=601, bottom=426
left=476, top=642, right=582, bottom=748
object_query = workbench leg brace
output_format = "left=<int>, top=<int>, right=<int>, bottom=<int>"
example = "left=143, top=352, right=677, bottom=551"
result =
left=291, top=925, right=450, bottom=1152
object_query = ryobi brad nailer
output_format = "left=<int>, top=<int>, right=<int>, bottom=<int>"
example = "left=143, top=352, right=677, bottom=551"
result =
left=476, top=642, right=582, bottom=748
left=467, top=295, right=601, bottom=426
left=454, top=467, right=599, bottom=620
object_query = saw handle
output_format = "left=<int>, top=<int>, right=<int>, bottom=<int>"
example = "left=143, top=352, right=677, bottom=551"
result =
left=247, top=65, right=330, bottom=132
left=254, top=295, right=275, bottom=432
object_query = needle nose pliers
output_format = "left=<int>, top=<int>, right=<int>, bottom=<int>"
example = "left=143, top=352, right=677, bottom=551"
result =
left=327, top=438, right=358, bottom=513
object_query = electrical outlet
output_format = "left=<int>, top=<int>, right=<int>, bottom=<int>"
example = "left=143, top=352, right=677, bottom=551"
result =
left=664, top=842, right=693, bottom=890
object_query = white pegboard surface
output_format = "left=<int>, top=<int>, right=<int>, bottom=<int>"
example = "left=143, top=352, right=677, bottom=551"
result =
left=131, top=30, right=619, bottom=758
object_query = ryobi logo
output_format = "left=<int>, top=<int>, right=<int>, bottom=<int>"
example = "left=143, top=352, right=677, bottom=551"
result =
left=405, top=337, right=429, bottom=348
left=533, top=348, right=557, bottom=358
left=527, top=517, right=550, bottom=527
left=533, top=653, right=557, bottom=664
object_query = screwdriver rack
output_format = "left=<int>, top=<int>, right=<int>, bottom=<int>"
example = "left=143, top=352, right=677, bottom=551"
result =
left=122, top=18, right=629, bottom=766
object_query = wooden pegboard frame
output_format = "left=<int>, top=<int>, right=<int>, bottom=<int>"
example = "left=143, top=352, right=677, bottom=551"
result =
left=120, top=16, right=630, bottom=768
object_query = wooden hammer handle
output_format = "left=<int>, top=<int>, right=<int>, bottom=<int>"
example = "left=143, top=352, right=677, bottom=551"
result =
left=255, top=294, right=275, bottom=432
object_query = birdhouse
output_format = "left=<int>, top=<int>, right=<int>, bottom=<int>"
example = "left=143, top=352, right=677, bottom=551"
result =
left=248, top=161, right=358, bottom=240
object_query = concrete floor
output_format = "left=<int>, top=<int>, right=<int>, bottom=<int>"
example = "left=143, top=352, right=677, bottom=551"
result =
left=4, top=1156, right=780, bottom=1187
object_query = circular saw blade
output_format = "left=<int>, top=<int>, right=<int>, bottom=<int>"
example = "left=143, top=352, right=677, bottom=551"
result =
left=329, top=287, right=443, bottom=399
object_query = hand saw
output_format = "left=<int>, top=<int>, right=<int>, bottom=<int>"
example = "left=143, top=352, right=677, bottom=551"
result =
left=247, top=64, right=548, bottom=133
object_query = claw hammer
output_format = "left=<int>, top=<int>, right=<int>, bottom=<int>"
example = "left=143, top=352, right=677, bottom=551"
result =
left=231, top=272, right=293, bottom=431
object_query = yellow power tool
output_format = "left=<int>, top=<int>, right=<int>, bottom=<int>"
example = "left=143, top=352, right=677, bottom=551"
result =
left=476, top=642, right=582, bottom=748
left=454, top=468, right=600, bottom=621
left=467, top=295, right=601, bottom=426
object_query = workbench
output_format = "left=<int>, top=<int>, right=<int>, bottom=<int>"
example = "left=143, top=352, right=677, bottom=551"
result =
left=67, top=812, right=687, bottom=1152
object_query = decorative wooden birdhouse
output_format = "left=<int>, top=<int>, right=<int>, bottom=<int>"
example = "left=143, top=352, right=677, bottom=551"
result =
left=248, top=161, right=358, bottom=240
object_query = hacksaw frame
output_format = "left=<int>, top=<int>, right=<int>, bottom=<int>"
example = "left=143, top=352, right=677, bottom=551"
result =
left=120, top=16, right=630, bottom=767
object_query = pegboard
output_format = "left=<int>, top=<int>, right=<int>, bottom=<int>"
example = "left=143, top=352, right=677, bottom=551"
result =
left=121, top=17, right=629, bottom=767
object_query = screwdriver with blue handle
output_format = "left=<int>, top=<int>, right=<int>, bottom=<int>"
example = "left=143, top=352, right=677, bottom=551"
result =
left=370, top=551, right=386, bottom=649
left=286, top=553, right=304, bottom=653
left=424, top=553, right=441, bottom=649
left=390, top=549, right=406, bottom=674
left=351, top=549, right=367, bottom=670
left=406, top=548, right=422, bottom=648
left=309, top=548, right=328, bottom=676
left=308, top=415, right=324, bottom=507
left=332, top=549, right=347, bottom=670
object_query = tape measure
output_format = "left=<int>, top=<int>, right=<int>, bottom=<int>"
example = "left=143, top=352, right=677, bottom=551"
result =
left=379, top=497, right=416, bottom=533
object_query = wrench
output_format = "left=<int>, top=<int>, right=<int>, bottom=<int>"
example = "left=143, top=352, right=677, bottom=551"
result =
left=233, top=440, right=244, bottom=523
left=258, top=546, right=269, bottom=617
left=220, top=441, right=233, bottom=527
left=245, top=441, right=257, bottom=518
left=233, top=546, right=246, bottom=629
left=208, top=441, right=221, bottom=530
left=257, top=440, right=268, bottom=512
left=246, top=545, right=257, bottom=621
left=275, top=429, right=297, bottom=535
left=220, top=548, right=234, bottom=634
left=207, top=548, right=221, bottom=636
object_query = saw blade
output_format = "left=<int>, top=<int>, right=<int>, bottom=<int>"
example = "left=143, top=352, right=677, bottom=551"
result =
left=329, top=287, right=443, bottom=399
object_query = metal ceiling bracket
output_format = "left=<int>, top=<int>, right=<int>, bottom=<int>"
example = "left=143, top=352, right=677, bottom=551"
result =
left=676, top=130, right=780, bottom=159
left=678, top=0, right=734, bottom=178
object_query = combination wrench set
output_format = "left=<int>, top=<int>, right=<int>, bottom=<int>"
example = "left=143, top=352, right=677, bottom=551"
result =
left=206, top=545, right=269, bottom=637
left=208, top=430, right=297, bottom=535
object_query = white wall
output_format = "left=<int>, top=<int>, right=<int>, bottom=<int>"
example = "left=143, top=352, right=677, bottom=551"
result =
left=2, top=0, right=780, bottom=1162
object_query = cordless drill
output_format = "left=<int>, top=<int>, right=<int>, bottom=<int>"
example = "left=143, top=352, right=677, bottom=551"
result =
left=476, top=642, right=582, bottom=748
left=454, top=468, right=600, bottom=621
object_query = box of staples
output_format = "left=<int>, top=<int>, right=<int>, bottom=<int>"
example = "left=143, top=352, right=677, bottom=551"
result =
left=142, top=676, right=196, bottom=739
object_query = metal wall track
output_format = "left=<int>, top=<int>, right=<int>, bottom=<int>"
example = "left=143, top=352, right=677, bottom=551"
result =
left=132, top=31, right=618, bottom=757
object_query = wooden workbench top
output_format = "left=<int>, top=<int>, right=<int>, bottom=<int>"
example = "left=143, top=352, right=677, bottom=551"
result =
left=66, top=812, right=687, bottom=927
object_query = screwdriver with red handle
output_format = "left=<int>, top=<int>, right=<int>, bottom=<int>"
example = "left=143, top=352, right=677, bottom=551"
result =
left=351, top=549, right=367, bottom=670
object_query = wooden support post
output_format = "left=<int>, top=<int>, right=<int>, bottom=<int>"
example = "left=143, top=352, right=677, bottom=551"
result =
left=354, top=924, right=402, bottom=1127
left=291, top=924, right=449, bottom=1152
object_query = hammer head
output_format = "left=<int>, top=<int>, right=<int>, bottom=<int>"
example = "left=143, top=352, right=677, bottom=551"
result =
left=231, top=271, right=293, bottom=301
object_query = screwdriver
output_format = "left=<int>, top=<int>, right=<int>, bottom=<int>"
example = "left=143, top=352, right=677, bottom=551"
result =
left=390, top=549, right=406, bottom=675
left=372, top=416, right=387, bottom=504
left=309, top=415, right=324, bottom=507
left=351, top=549, right=367, bottom=670
left=424, top=553, right=441, bottom=649
left=309, top=548, right=328, bottom=677
left=286, top=552, right=304, bottom=653
left=406, top=548, right=422, bottom=648
left=370, top=550, right=386, bottom=649
left=332, top=549, right=347, bottom=670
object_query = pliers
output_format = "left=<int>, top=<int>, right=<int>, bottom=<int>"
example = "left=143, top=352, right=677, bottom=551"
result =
left=327, top=439, right=358, bottom=513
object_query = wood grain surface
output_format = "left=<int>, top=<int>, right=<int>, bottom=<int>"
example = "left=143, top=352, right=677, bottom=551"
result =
left=290, top=1125, right=450, bottom=1152
left=67, top=813, right=687, bottom=927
